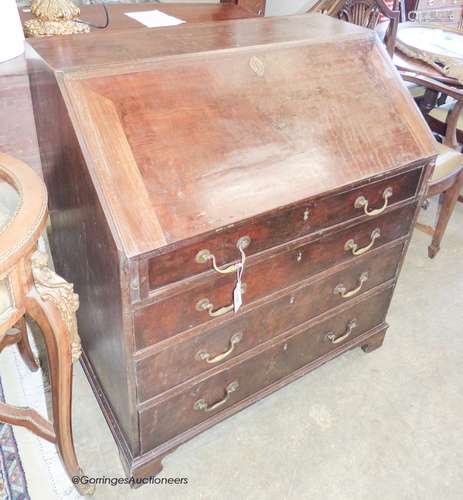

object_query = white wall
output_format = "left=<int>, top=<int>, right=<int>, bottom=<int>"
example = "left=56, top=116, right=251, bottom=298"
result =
left=265, top=0, right=318, bottom=15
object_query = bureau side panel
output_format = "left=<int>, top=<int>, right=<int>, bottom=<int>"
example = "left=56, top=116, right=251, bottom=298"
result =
left=26, top=50, right=138, bottom=454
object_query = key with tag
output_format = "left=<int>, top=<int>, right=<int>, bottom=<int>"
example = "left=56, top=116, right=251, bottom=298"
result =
left=233, top=279, right=243, bottom=313
left=233, top=245, right=246, bottom=313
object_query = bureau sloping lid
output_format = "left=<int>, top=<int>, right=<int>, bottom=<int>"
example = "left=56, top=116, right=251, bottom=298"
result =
left=39, top=14, right=435, bottom=257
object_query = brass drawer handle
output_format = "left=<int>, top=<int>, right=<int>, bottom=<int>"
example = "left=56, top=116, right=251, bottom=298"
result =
left=196, top=299, right=234, bottom=318
left=196, top=236, right=251, bottom=274
left=193, top=381, right=239, bottom=413
left=196, top=284, right=246, bottom=318
left=325, top=319, right=358, bottom=345
left=334, top=271, right=369, bottom=299
left=196, top=332, right=243, bottom=364
left=344, top=228, right=381, bottom=256
left=354, top=187, right=393, bottom=217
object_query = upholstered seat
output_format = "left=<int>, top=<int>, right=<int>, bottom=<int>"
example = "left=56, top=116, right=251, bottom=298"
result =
left=0, top=181, right=19, bottom=229
left=399, top=70, right=463, bottom=257
left=0, top=180, right=20, bottom=314
left=432, top=143, right=463, bottom=182
left=429, top=99, right=463, bottom=136
left=417, top=142, right=463, bottom=257
left=404, top=80, right=426, bottom=99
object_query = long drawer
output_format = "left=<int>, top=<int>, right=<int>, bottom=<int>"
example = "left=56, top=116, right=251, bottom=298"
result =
left=146, top=168, right=422, bottom=290
left=138, top=286, right=394, bottom=452
left=135, top=242, right=404, bottom=401
left=134, top=203, right=415, bottom=348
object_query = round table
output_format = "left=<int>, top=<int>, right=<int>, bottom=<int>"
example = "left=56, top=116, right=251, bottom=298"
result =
left=394, top=23, right=463, bottom=87
left=394, top=50, right=462, bottom=87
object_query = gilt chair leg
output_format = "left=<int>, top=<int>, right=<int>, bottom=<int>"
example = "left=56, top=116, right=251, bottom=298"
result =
left=22, top=251, right=94, bottom=496
left=24, top=291, right=94, bottom=496
left=429, top=172, right=463, bottom=258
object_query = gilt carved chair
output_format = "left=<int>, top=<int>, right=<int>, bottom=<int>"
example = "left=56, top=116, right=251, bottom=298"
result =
left=0, top=153, right=92, bottom=495
left=400, top=72, right=463, bottom=257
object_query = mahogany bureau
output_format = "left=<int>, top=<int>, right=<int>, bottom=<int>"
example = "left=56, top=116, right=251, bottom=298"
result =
left=26, top=14, right=436, bottom=480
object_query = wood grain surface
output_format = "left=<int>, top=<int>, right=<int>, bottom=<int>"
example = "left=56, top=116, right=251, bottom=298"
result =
left=40, top=16, right=436, bottom=256
left=26, top=12, right=437, bottom=480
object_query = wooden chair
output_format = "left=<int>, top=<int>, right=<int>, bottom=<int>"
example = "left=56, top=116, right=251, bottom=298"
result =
left=309, top=0, right=400, bottom=56
left=427, top=99, right=463, bottom=146
left=0, top=153, right=93, bottom=495
left=400, top=72, right=463, bottom=257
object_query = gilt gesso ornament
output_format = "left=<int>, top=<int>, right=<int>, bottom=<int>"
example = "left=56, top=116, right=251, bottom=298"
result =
left=31, top=251, right=82, bottom=362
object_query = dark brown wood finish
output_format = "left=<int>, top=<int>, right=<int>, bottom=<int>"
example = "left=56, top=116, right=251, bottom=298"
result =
left=139, top=285, right=394, bottom=452
left=135, top=243, right=404, bottom=400
left=135, top=204, right=415, bottom=346
left=25, top=14, right=371, bottom=72
left=61, top=31, right=434, bottom=257
left=3, top=2, right=255, bottom=176
left=24, top=3, right=257, bottom=458
left=27, top=54, right=139, bottom=453
left=131, top=324, right=389, bottom=479
left=145, top=167, right=422, bottom=290
left=26, top=14, right=436, bottom=482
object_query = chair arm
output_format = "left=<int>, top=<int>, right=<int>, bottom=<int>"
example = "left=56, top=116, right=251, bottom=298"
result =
left=399, top=71, right=463, bottom=100
left=400, top=71, right=463, bottom=149
left=444, top=98, right=463, bottom=149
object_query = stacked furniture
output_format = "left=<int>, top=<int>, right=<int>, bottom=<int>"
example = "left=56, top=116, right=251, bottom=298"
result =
left=27, top=13, right=436, bottom=481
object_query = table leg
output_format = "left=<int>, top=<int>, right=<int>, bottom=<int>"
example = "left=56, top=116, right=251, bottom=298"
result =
left=24, top=251, right=94, bottom=496
left=420, top=88, right=439, bottom=115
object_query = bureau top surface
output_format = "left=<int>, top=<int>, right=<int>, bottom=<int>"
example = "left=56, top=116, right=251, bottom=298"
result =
left=27, top=14, right=436, bottom=258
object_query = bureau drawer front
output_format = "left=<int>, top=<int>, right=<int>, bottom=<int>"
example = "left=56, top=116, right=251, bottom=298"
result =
left=147, top=168, right=422, bottom=290
left=139, top=287, right=394, bottom=452
left=135, top=203, right=415, bottom=348
left=135, top=243, right=404, bottom=400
